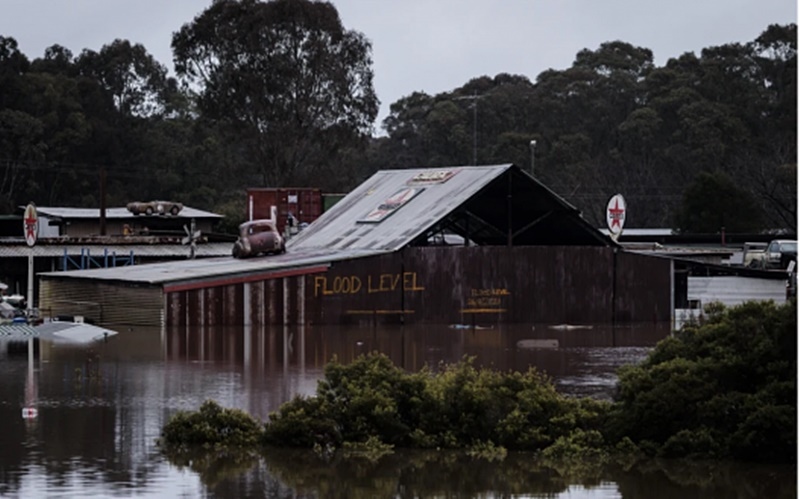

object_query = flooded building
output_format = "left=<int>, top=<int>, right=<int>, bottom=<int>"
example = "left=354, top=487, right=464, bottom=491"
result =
left=38, top=164, right=673, bottom=328
left=0, top=205, right=229, bottom=299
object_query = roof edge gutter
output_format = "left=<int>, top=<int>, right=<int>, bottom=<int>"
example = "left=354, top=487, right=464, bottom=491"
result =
left=163, top=264, right=330, bottom=293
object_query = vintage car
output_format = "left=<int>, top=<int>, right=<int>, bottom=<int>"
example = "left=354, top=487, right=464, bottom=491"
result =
left=232, top=219, right=286, bottom=258
left=126, top=200, right=183, bottom=216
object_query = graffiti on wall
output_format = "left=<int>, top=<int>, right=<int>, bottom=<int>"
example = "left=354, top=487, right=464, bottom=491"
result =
left=461, top=287, right=510, bottom=313
left=313, top=272, right=425, bottom=297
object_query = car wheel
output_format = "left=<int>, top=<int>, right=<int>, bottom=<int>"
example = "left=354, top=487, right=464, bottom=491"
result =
left=145, top=207, right=154, bottom=215
left=170, top=206, right=180, bottom=215
left=232, top=242, right=245, bottom=259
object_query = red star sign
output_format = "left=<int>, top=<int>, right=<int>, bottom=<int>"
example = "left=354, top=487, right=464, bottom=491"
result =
left=25, top=216, right=36, bottom=237
left=608, top=199, right=624, bottom=229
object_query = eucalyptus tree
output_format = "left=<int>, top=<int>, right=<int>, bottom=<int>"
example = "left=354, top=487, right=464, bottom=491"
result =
left=76, top=39, right=172, bottom=119
left=172, top=0, right=379, bottom=188
left=674, top=170, right=763, bottom=233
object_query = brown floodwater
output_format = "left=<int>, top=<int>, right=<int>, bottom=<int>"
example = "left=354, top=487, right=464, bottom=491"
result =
left=0, top=322, right=794, bottom=498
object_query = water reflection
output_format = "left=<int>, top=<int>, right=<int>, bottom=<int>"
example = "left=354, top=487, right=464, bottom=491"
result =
left=162, top=447, right=796, bottom=499
left=0, top=322, right=794, bottom=498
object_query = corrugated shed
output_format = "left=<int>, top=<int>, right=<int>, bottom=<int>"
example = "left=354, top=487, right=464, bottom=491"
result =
left=35, top=206, right=222, bottom=219
left=38, top=247, right=389, bottom=286
left=0, top=243, right=232, bottom=258
left=688, top=276, right=786, bottom=307
left=39, top=279, right=164, bottom=326
left=303, top=247, right=671, bottom=326
left=287, top=165, right=510, bottom=251
left=288, top=164, right=614, bottom=252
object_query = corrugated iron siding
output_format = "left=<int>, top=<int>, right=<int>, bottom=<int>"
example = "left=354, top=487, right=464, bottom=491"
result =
left=613, top=251, right=672, bottom=323
left=166, top=275, right=309, bottom=327
left=45, top=247, right=671, bottom=327
left=39, top=277, right=163, bottom=327
left=247, top=188, right=323, bottom=235
left=304, top=247, right=671, bottom=325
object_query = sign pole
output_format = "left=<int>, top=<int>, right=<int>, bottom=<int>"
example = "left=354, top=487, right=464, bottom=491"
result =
left=23, top=203, right=38, bottom=318
left=27, top=252, right=33, bottom=316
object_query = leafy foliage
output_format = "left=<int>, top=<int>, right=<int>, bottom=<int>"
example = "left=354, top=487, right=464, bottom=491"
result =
left=674, top=170, right=763, bottom=233
left=607, top=299, right=797, bottom=463
left=264, top=352, right=609, bottom=453
left=172, top=0, right=378, bottom=188
left=160, top=400, right=264, bottom=449
left=163, top=300, right=796, bottom=466
left=0, top=18, right=794, bottom=234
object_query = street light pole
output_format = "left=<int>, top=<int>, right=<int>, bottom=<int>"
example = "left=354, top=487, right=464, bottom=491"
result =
left=529, top=139, right=537, bottom=176
left=471, top=100, right=477, bottom=165
left=454, top=93, right=482, bottom=165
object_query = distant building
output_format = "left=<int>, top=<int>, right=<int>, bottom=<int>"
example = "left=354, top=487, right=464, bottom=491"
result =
left=0, top=204, right=231, bottom=300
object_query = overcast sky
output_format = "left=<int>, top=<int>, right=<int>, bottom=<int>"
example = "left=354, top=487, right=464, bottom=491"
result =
left=1, top=0, right=796, bottom=131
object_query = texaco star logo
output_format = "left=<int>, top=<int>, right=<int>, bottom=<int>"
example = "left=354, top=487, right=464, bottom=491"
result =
left=608, top=199, right=624, bottom=229
left=606, top=194, right=626, bottom=236
left=24, top=203, right=38, bottom=247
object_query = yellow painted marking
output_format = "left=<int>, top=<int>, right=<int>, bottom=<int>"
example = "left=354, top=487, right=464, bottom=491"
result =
left=345, top=310, right=415, bottom=315
left=459, top=308, right=507, bottom=314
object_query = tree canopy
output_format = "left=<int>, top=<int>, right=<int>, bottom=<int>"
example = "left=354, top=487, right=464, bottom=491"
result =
left=172, top=0, right=379, bottom=188
left=0, top=9, right=793, bottom=234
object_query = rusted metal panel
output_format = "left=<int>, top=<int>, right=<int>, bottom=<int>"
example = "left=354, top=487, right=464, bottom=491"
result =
left=222, top=284, right=243, bottom=325
left=246, top=188, right=323, bottom=235
left=403, top=246, right=616, bottom=324
left=304, top=247, right=669, bottom=326
left=167, top=291, right=185, bottom=327
left=306, top=252, right=407, bottom=326
left=613, top=251, right=672, bottom=323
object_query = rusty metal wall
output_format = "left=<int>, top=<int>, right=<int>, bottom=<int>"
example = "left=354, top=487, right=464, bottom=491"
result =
left=613, top=250, right=673, bottom=323
left=47, top=247, right=671, bottom=328
left=246, top=188, right=323, bottom=234
left=304, top=247, right=670, bottom=325
left=166, top=274, right=307, bottom=327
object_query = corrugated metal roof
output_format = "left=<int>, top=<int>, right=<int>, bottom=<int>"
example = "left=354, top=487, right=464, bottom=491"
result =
left=34, top=206, right=222, bottom=219
left=0, top=243, right=232, bottom=258
left=39, top=247, right=389, bottom=285
left=288, top=165, right=511, bottom=251
left=688, top=276, right=786, bottom=307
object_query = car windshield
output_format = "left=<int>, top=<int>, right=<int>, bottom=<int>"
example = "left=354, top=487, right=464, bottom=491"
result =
left=241, top=222, right=274, bottom=236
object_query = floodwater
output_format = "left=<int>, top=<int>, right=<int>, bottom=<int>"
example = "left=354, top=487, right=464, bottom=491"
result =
left=0, top=322, right=794, bottom=498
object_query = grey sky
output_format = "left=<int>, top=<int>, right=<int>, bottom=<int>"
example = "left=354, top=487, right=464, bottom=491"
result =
left=1, top=0, right=795, bottom=131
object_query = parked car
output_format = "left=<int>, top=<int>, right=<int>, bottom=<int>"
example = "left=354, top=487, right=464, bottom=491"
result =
left=763, top=239, right=797, bottom=270
left=743, top=239, right=797, bottom=270
left=742, top=242, right=768, bottom=268
left=127, top=200, right=183, bottom=216
left=232, top=219, right=286, bottom=258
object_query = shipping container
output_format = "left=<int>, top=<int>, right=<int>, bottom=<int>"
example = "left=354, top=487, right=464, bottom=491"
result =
left=246, top=188, right=323, bottom=236
left=323, top=193, right=346, bottom=212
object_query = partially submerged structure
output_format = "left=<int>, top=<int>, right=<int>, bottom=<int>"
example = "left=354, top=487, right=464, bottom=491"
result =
left=38, top=165, right=672, bottom=327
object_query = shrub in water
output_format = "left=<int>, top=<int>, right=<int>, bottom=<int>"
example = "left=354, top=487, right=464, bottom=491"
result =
left=161, top=400, right=264, bottom=448
left=606, top=299, right=796, bottom=463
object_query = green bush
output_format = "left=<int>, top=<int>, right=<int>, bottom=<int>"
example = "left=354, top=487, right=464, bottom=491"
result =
left=161, top=301, right=796, bottom=465
left=160, top=400, right=264, bottom=449
left=606, top=299, right=796, bottom=463
left=264, top=353, right=607, bottom=454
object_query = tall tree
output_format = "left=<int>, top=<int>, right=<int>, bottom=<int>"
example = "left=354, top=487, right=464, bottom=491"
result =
left=76, top=39, right=172, bottom=118
left=172, top=0, right=379, bottom=187
left=674, top=170, right=763, bottom=233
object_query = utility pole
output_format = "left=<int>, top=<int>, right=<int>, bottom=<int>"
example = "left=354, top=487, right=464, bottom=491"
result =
left=529, top=140, right=537, bottom=177
left=99, top=167, right=107, bottom=235
left=454, top=93, right=483, bottom=165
